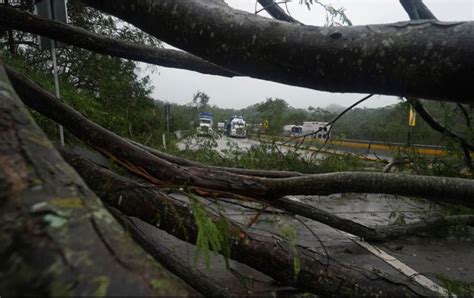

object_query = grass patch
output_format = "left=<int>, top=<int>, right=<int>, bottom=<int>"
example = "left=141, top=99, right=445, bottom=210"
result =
left=436, top=273, right=474, bottom=296
left=169, top=136, right=381, bottom=174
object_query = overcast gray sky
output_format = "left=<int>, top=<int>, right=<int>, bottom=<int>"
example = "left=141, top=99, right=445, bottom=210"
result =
left=143, top=0, right=473, bottom=110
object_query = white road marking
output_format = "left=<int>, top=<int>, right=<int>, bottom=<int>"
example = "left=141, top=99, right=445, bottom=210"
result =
left=354, top=239, right=454, bottom=297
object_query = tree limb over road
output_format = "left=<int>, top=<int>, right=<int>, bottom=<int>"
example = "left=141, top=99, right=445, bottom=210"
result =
left=0, top=5, right=236, bottom=77
left=82, top=0, right=474, bottom=104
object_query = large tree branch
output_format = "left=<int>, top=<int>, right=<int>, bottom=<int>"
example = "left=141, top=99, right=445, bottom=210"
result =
left=63, top=152, right=435, bottom=297
left=398, top=0, right=474, bottom=168
left=0, top=64, right=195, bottom=296
left=259, top=0, right=473, bottom=164
left=273, top=197, right=474, bottom=241
left=81, top=0, right=474, bottom=104
left=5, top=65, right=474, bottom=207
left=264, top=172, right=474, bottom=207
left=400, top=0, right=437, bottom=20
left=0, top=5, right=236, bottom=77
left=92, top=141, right=474, bottom=242
left=399, top=0, right=421, bottom=20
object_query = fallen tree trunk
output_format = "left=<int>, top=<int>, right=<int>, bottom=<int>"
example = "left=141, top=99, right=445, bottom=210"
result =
left=0, top=5, right=236, bottom=77
left=106, top=206, right=233, bottom=297
left=273, top=197, right=474, bottom=241
left=132, top=141, right=474, bottom=240
left=63, top=151, right=436, bottom=297
left=82, top=0, right=474, bottom=104
left=263, top=173, right=474, bottom=207
left=0, top=64, right=195, bottom=296
left=6, top=65, right=474, bottom=207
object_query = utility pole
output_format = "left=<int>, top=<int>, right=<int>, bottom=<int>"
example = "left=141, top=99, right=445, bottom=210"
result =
left=165, top=104, right=171, bottom=135
left=164, top=103, right=171, bottom=146
left=51, top=40, right=64, bottom=146
left=35, top=0, right=68, bottom=146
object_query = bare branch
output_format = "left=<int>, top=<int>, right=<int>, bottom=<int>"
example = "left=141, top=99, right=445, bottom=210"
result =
left=6, top=65, right=474, bottom=207
left=63, top=152, right=438, bottom=296
left=0, top=5, right=237, bottom=77
left=81, top=0, right=474, bottom=104
left=256, top=0, right=302, bottom=23
left=273, top=197, right=474, bottom=241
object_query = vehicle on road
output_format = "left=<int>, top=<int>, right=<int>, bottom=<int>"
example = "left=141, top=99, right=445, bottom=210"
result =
left=217, top=122, right=225, bottom=132
left=197, top=112, right=214, bottom=135
left=283, top=124, right=303, bottom=137
left=225, top=115, right=246, bottom=138
left=302, top=121, right=330, bottom=139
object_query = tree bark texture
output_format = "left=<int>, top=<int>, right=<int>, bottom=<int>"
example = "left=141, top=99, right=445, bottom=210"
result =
left=0, top=65, right=196, bottom=295
left=0, top=5, right=236, bottom=77
left=82, top=0, right=474, bottom=104
left=106, top=206, right=234, bottom=297
left=6, top=65, right=474, bottom=207
left=63, top=152, right=436, bottom=297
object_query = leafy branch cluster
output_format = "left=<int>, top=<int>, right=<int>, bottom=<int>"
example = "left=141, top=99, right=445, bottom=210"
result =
left=191, top=197, right=231, bottom=270
left=299, top=0, right=352, bottom=25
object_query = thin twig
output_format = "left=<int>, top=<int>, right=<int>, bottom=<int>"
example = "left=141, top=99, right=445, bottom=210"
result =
left=457, top=103, right=471, bottom=129
left=246, top=204, right=268, bottom=228
left=280, top=94, right=374, bottom=148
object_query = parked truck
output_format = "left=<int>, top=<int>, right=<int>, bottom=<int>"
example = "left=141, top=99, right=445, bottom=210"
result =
left=197, top=112, right=214, bottom=135
left=217, top=122, right=225, bottom=132
left=225, top=116, right=246, bottom=138
left=283, top=124, right=303, bottom=137
left=302, top=121, right=331, bottom=139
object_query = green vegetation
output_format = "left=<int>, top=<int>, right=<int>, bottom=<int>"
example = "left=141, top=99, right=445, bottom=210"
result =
left=391, top=148, right=471, bottom=178
left=170, top=136, right=374, bottom=174
left=436, top=273, right=474, bottom=296
left=190, top=197, right=231, bottom=270
left=1, top=0, right=166, bottom=148
left=280, top=223, right=301, bottom=279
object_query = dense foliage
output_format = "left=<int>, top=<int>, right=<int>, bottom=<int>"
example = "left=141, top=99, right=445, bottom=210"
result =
left=1, top=0, right=165, bottom=147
